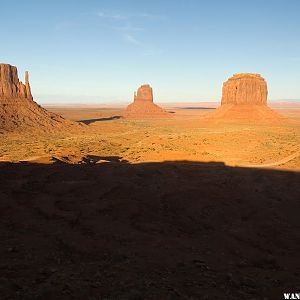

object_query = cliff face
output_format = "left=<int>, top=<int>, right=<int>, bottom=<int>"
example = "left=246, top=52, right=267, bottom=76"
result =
left=124, top=84, right=169, bottom=119
left=221, top=73, right=267, bottom=106
left=204, top=73, right=285, bottom=124
left=0, top=63, right=79, bottom=133
left=134, top=84, right=153, bottom=102
left=0, top=64, right=32, bottom=99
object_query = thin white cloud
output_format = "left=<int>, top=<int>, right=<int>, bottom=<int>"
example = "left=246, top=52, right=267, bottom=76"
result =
left=113, top=24, right=144, bottom=32
left=95, top=9, right=164, bottom=56
left=134, top=13, right=165, bottom=20
left=123, top=34, right=143, bottom=47
left=121, top=32, right=163, bottom=57
left=112, top=22, right=145, bottom=48
left=96, top=10, right=165, bottom=21
left=96, top=11, right=128, bottom=20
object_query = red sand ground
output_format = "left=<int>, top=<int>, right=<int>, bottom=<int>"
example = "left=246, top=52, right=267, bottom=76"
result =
left=202, top=104, right=287, bottom=124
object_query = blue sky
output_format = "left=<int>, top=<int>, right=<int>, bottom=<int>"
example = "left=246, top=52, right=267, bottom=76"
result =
left=1, top=0, right=300, bottom=103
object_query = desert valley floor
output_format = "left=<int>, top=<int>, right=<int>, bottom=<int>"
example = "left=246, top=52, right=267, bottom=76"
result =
left=1, top=104, right=300, bottom=299
left=1, top=104, right=300, bottom=169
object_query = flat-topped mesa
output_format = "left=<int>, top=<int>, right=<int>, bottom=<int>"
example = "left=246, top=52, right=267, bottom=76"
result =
left=0, top=63, right=32, bottom=99
left=203, top=72, right=285, bottom=124
left=221, top=73, right=267, bottom=105
left=134, top=84, right=153, bottom=102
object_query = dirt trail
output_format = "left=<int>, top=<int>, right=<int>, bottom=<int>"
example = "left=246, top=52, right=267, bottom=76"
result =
left=244, top=149, right=300, bottom=168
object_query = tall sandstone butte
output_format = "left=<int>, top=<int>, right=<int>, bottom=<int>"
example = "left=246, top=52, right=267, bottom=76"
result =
left=134, top=84, right=154, bottom=102
left=0, top=63, right=77, bottom=132
left=205, top=73, right=284, bottom=123
left=124, top=84, right=169, bottom=118
left=0, top=64, right=32, bottom=99
left=221, top=73, right=268, bottom=105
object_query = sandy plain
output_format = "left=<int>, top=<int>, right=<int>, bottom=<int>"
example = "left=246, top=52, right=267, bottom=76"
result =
left=1, top=103, right=300, bottom=170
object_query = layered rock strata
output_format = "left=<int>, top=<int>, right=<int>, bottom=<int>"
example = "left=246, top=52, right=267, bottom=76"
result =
left=221, top=73, right=267, bottom=105
left=0, top=63, right=78, bottom=132
left=204, top=73, right=285, bottom=124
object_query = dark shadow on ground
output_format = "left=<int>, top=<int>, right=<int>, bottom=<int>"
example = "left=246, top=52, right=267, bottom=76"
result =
left=81, top=155, right=128, bottom=164
left=78, top=115, right=122, bottom=124
left=19, top=155, right=128, bottom=165
left=0, top=160, right=299, bottom=299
